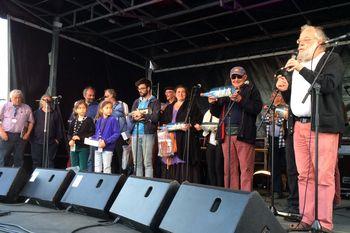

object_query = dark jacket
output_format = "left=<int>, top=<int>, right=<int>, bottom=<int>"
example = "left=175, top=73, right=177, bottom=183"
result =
left=281, top=52, right=345, bottom=134
left=160, top=100, right=203, bottom=162
left=31, top=108, right=64, bottom=145
left=210, top=82, right=263, bottom=145
left=129, top=95, right=161, bottom=135
left=67, top=117, right=95, bottom=148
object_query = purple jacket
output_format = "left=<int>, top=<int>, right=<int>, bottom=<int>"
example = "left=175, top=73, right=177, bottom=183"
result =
left=92, top=116, right=120, bottom=151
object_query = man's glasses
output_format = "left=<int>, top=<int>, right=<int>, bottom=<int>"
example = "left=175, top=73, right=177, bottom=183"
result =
left=231, top=75, right=243, bottom=80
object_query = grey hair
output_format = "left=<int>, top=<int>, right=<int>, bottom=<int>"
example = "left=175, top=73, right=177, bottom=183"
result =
left=9, top=89, right=23, bottom=99
left=39, top=94, right=52, bottom=108
left=83, top=86, right=95, bottom=97
left=104, top=88, right=117, bottom=98
left=300, top=24, right=328, bottom=43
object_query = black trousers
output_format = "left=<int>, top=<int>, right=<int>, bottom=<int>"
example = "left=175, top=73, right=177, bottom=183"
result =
left=205, top=143, right=224, bottom=187
left=112, top=137, right=124, bottom=174
left=268, top=136, right=286, bottom=194
left=285, top=133, right=299, bottom=210
left=31, top=142, right=58, bottom=170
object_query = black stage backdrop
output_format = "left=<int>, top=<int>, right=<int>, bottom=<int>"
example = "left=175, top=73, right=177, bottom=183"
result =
left=9, top=20, right=144, bottom=122
left=9, top=20, right=144, bottom=166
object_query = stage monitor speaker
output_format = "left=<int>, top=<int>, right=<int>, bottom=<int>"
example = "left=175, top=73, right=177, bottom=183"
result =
left=20, top=168, right=75, bottom=207
left=159, top=182, right=285, bottom=233
left=60, top=172, right=126, bottom=217
left=0, top=167, right=28, bottom=203
left=109, top=176, right=179, bottom=232
left=338, top=145, right=350, bottom=196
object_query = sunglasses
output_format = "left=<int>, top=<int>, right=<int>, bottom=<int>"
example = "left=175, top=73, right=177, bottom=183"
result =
left=230, top=75, right=244, bottom=80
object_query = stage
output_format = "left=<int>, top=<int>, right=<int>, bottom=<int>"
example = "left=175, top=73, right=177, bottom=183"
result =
left=1, top=197, right=349, bottom=233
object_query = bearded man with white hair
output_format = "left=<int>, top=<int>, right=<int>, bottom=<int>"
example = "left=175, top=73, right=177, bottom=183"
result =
left=276, top=25, right=344, bottom=232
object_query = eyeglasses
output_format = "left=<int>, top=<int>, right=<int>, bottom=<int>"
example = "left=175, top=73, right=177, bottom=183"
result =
left=296, top=37, right=316, bottom=44
left=231, top=75, right=243, bottom=80
left=138, top=87, right=147, bottom=91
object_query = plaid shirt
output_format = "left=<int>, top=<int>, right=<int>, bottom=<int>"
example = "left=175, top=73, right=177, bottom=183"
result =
left=263, top=113, right=285, bottom=148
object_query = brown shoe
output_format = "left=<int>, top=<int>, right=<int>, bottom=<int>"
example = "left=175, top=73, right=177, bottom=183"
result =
left=288, top=221, right=311, bottom=232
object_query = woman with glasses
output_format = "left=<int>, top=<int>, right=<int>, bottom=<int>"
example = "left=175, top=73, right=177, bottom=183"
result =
left=208, top=66, right=262, bottom=191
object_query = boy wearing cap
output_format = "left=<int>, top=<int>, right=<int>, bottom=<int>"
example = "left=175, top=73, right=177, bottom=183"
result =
left=208, top=66, right=262, bottom=191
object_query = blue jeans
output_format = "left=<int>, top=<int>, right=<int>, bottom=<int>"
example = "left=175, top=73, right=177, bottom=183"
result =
left=131, top=134, right=155, bottom=178
left=0, top=133, right=27, bottom=167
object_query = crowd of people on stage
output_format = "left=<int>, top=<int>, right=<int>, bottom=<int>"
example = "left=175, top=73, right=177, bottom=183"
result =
left=0, top=24, right=346, bottom=232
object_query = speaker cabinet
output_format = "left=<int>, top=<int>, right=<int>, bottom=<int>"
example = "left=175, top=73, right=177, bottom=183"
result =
left=20, top=168, right=75, bottom=207
left=60, top=172, right=126, bottom=218
left=160, top=182, right=285, bottom=233
left=109, top=176, right=179, bottom=232
left=0, top=167, right=28, bottom=202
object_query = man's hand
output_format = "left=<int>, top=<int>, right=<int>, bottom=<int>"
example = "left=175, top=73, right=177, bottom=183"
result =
left=22, top=133, right=30, bottom=141
left=0, top=131, right=8, bottom=141
left=181, top=124, right=190, bottom=131
left=208, top=96, right=218, bottom=104
left=285, top=57, right=303, bottom=72
left=131, top=110, right=144, bottom=121
left=194, top=123, right=202, bottom=131
left=230, top=92, right=242, bottom=102
left=276, top=75, right=289, bottom=92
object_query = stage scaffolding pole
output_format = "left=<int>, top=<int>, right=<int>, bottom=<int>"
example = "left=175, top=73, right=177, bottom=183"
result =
left=48, top=17, right=61, bottom=96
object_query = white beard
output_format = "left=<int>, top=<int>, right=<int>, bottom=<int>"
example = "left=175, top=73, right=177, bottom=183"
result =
left=297, top=42, right=319, bottom=62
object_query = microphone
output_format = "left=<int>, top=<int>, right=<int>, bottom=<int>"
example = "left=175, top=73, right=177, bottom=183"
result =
left=96, top=96, right=104, bottom=102
left=52, top=95, right=62, bottom=100
left=322, top=32, right=350, bottom=44
left=194, top=84, right=202, bottom=88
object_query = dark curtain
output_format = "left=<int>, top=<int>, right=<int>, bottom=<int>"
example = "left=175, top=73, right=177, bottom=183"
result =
left=9, top=20, right=144, bottom=119
left=8, top=20, right=144, bottom=162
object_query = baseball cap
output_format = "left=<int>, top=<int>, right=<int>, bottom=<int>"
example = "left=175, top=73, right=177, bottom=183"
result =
left=230, top=66, right=246, bottom=77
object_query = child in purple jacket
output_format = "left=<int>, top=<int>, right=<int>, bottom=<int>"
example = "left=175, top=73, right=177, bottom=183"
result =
left=92, top=100, right=120, bottom=173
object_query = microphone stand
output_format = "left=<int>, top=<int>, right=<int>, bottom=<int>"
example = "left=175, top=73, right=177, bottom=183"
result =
left=134, top=122, right=140, bottom=176
left=42, top=99, right=51, bottom=168
left=301, top=45, right=337, bottom=232
left=257, top=90, right=301, bottom=220
left=217, top=100, right=235, bottom=188
left=257, top=91, right=279, bottom=214
left=183, top=87, right=199, bottom=181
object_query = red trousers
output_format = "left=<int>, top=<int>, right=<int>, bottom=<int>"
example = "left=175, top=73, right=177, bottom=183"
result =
left=294, top=122, right=339, bottom=230
left=221, top=135, right=255, bottom=191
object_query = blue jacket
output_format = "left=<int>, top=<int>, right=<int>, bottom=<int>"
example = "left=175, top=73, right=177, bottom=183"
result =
left=92, top=116, right=120, bottom=151
left=112, top=101, right=128, bottom=133
left=128, top=95, right=160, bottom=135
